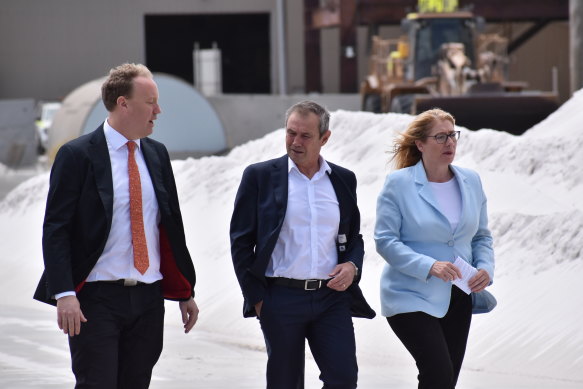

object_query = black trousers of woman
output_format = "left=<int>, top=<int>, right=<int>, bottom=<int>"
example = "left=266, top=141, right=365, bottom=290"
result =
left=387, top=286, right=472, bottom=389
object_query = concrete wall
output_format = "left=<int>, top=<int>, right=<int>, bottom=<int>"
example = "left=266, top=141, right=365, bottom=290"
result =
left=207, top=94, right=360, bottom=149
left=0, top=100, right=37, bottom=168
left=0, top=0, right=285, bottom=99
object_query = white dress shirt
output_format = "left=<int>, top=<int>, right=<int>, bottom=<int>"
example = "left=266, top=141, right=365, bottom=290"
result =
left=55, top=121, right=162, bottom=299
left=266, top=157, right=340, bottom=280
left=86, top=120, right=162, bottom=282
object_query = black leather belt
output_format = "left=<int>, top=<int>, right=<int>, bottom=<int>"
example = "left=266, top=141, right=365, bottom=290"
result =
left=97, top=279, right=148, bottom=287
left=268, top=277, right=330, bottom=291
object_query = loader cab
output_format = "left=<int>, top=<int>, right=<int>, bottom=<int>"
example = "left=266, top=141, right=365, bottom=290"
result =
left=403, top=12, right=481, bottom=81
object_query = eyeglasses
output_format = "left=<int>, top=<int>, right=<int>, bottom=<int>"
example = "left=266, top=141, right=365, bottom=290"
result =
left=426, top=131, right=460, bottom=144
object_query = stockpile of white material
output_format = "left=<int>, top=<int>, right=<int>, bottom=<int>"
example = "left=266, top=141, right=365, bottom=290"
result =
left=1, top=90, right=582, bottom=387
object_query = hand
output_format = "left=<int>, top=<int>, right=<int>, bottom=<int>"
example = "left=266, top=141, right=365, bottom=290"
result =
left=429, top=261, right=462, bottom=282
left=56, top=295, right=87, bottom=337
left=179, top=298, right=199, bottom=334
left=327, top=262, right=356, bottom=291
left=468, top=269, right=490, bottom=293
left=254, top=301, right=263, bottom=318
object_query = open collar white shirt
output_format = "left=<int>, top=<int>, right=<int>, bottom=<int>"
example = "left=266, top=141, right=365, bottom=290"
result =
left=266, top=156, right=340, bottom=280
left=85, top=120, right=162, bottom=283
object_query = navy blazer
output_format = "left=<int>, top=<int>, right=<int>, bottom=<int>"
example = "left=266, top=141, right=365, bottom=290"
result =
left=230, top=155, right=375, bottom=319
left=34, top=125, right=196, bottom=305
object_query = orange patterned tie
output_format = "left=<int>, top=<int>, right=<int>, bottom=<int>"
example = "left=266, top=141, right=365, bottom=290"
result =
left=127, top=141, right=149, bottom=274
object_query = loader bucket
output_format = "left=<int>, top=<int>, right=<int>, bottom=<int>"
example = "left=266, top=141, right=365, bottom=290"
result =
left=414, top=92, right=559, bottom=135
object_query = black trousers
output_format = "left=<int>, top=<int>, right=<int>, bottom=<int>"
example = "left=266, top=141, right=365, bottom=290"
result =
left=68, top=281, right=165, bottom=389
left=259, top=284, right=358, bottom=389
left=387, top=286, right=472, bottom=389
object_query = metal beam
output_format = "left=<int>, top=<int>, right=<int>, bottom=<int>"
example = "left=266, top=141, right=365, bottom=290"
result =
left=307, top=0, right=569, bottom=27
left=466, top=0, right=568, bottom=22
left=305, top=0, right=322, bottom=93
left=340, top=0, right=358, bottom=92
left=507, top=20, right=550, bottom=54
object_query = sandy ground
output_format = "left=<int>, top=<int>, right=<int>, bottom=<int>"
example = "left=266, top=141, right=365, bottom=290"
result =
left=0, top=304, right=580, bottom=389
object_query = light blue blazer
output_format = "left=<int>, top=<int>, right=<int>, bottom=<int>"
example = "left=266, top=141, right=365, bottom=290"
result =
left=374, top=160, right=494, bottom=318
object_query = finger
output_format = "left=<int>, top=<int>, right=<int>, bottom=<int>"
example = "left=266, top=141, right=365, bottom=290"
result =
left=184, top=312, right=198, bottom=333
left=453, top=266, right=463, bottom=279
left=469, top=274, right=486, bottom=288
left=328, top=278, right=345, bottom=289
left=328, top=267, right=341, bottom=277
left=471, top=283, right=486, bottom=293
left=63, top=316, right=73, bottom=336
left=73, top=316, right=82, bottom=336
left=68, top=315, right=78, bottom=337
left=468, top=277, right=480, bottom=288
left=472, top=275, right=488, bottom=291
left=326, top=282, right=341, bottom=291
left=181, top=307, right=189, bottom=325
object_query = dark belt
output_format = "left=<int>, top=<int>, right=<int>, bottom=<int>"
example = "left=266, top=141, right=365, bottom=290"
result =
left=267, top=277, right=330, bottom=291
left=97, top=279, right=148, bottom=287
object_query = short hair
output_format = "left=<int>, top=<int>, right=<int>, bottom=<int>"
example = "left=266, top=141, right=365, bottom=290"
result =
left=101, top=63, right=153, bottom=112
left=285, top=100, right=330, bottom=137
left=392, top=108, right=455, bottom=169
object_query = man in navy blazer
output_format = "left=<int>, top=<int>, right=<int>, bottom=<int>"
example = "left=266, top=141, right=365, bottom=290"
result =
left=230, top=101, right=375, bottom=389
left=34, top=63, right=198, bottom=388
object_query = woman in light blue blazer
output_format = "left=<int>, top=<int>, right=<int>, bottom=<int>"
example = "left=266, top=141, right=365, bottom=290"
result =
left=374, top=109, right=494, bottom=389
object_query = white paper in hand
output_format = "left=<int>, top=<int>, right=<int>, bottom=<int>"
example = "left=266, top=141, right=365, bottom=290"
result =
left=451, top=256, right=477, bottom=295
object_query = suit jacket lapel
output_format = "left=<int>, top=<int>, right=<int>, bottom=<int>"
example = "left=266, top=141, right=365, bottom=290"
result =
left=450, top=165, right=468, bottom=234
left=88, top=126, right=114, bottom=223
left=327, top=164, right=356, bottom=261
left=327, top=168, right=348, bottom=224
left=271, top=155, right=288, bottom=218
left=140, top=138, right=168, bottom=209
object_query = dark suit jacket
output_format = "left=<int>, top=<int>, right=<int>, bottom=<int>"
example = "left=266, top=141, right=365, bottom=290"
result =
left=230, top=155, right=375, bottom=319
left=34, top=125, right=196, bottom=306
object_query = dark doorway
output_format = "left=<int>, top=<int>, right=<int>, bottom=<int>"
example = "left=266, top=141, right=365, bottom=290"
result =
left=145, top=13, right=270, bottom=94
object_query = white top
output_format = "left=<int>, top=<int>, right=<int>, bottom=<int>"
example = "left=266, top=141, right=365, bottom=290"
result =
left=55, top=121, right=163, bottom=299
left=266, top=157, right=340, bottom=280
left=428, top=176, right=462, bottom=232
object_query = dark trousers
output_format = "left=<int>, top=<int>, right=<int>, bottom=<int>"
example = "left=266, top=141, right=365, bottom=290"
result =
left=69, top=281, right=165, bottom=389
left=259, top=284, right=358, bottom=389
left=387, top=286, right=472, bottom=389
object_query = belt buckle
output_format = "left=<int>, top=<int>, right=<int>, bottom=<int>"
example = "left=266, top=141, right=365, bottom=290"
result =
left=123, top=279, right=138, bottom=287
left=304, top=279, right=321, bottom=291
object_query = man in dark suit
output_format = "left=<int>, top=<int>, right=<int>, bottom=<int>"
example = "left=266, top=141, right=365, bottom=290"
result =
left=230, top=100, right=375, bottom=389
left=34, top=63, right=198, bottom=388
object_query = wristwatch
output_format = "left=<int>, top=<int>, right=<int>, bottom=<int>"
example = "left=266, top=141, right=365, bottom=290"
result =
left=348, top=261, right=359, bottom=278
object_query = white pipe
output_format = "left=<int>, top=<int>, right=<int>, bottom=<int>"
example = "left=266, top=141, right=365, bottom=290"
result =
left=570, top=0, right=583, bottom=94
left=276, top=0, right=288, bottom=95
left=552, top=66, right=558, bottom=95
